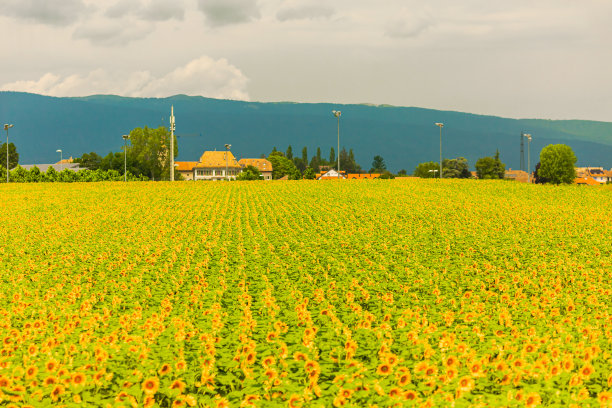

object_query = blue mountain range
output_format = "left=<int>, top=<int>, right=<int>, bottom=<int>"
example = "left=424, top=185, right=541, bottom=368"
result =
left=1, top=92, right=611, bottom=172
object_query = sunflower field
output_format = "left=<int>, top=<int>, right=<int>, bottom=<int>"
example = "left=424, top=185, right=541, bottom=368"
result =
left=0, top=179, right=611, bottom=407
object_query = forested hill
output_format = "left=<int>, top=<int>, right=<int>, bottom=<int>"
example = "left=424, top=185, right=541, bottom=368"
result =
left=1, top=91, right=611, bottom=172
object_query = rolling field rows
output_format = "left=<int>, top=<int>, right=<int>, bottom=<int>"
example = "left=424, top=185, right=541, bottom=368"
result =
left=0, top=179, right=611, bottom=407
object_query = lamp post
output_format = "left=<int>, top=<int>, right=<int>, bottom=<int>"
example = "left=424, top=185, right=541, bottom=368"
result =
left=224, top=144, right=231, bottom=181
left=4, top=124, right=13, bottom=183
left=56, top=149, right=63, bottom=172
left=524, top=133, right=532, bottom=183
left=122, top=134, right=130, bottom=182
left=428, top=169, right=438, bottom=178
left=435, top=123, right=444, bottom=179
left=332, top=110, right=341, bottom=178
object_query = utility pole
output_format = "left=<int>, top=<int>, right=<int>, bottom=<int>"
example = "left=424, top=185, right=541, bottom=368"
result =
left=170, top=106, right=175, bottom=181
left=520, top=131, right=525, bottom=171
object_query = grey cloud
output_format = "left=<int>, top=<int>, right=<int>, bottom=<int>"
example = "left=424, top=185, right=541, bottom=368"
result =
left=139, top=0, right=184, bottom=21
left=0, top=0, right=89, bottom=26
left=104, top=0, right=184, bottom=22
left=105, top=0, right=140, bottom=19
left=197, top=0, right=260, bottom=27
left=385, top=12, right=433, bottom=39
left=73, top=21, right=153, bottom=46
left=276, top=5, right=334, bottom=22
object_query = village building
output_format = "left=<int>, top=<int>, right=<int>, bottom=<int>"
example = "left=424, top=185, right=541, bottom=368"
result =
left=175, top=161, right=198, bottom=181
left=504, top=169, right=530, bottom=183
left=316, top=169, right=382, bottom=180
left=575, top=167, right=612, bottom=184
left=238, top=158, right=273, bottom=180
left=191, top=151, right=242, bottom=180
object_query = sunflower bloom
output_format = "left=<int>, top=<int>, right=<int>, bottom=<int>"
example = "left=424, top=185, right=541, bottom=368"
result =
left=142, top=377, right=160, bottom=395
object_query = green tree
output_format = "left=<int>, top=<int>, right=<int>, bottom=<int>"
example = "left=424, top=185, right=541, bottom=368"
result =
left=236, top=165, right=262, bottom=181
left=292, top=157, right=307, bottom=174
left=538, top=144, right=577, bottom=184
left=442, top=157, right=471, bottom=178
left=414, top=162, right=439, bottom=178
left=75, top=152, right=102, bottom=170
left=303, top=167, right=316, bottom=180
left=128, top=126, right=177, bottom=181
left=397, top=169, right=408, bottom=176
left=370, top=155, right=386, bottom=173
left=329, top=147, right=336, bottom=167
left=475, top=150, right=505, bottom=179
left=286, top=145, right=293, bottom=160
left=316, top=147, right=322, bottom=162
left=0, top=142, right=19, bottom=169
left=10, top=166, right=28, bottom=182
left=301, top=146, right=308, bottom=164
left=268, top=154, right=301, bottom=180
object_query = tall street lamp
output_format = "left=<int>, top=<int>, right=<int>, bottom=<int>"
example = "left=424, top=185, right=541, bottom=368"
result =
left=435, top=123, right=444, bottom=179
left=224, top=144, right=231, bottom=181
left=122, top=134, right=130, bottom=182
left=332, top=110, right=341, bottom=178
left=56, top=149, right=63, bottom=172
left=524, top=133, right=532, bottom=183
left=4, top=124, right=13, bottom=183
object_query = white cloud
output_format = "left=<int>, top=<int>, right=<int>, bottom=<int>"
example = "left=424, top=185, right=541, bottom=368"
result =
left=0, top=0, right=90, bottom=26
left=0, top=56, right=250, bottom=100
left=197, top=0, right=260, bottom=26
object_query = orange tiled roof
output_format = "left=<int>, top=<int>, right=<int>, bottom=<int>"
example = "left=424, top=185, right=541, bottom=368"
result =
left=194, top=151, right=241, bottom=169
left=56, top=157, right=74, bottom=164
left=238, top=158, right=273, bottom=172
left=346, top=173, right=381, bottom=179
left=175, top=161, right=198, bottom=171
left=575, top=176, right=601, bottom=186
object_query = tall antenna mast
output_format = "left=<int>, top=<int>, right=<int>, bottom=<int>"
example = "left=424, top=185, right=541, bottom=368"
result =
left=170, top=106, right=175, bottom=181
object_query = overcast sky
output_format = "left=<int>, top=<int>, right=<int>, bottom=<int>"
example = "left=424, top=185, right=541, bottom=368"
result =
left=1, top=0, right=611, bottom=121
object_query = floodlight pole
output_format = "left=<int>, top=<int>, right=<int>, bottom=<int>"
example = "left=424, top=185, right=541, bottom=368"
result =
left=332, top=110, right=341, bottom=178
left=122, top=134, right=130, bottom=182
left=225, top=144, right=231, bottom=181
left=4, top=124, right=13, bottom=183
left=435, top=123, right=444, bottom=179
left=56, top=149, right=63, bottom=172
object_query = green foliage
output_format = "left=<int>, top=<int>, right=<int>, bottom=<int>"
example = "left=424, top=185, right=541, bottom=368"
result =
left=3, top=166, right=145, bottom=183
left=339, top=148, right=361, bottom=173
left=74, top=152, right=103, bottom=170
left=378, top=171, right=395, bottom=179
left=0, top=142, right=19, bottom=169
left=236, top=165, right=262, bottom=181
left=267, top=154, right=301, bottom=180
left=414, top=161, right=440, bottom=178
left=285, top=145, right=293, bottom=160
left=329, top=147, right=336, bottom=166
left=538, top=144, right=577, bottom=184
left=128, top=126, right=177, bottom=181
left=397, top=169, right=408, bottom=176
left=442, top=157, right=471, bottom=178
left=475, top=150, right=505, bottom=179
left=370, top=155, right=387, bottom=173
left=302, top=167, right=316, bottom=180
